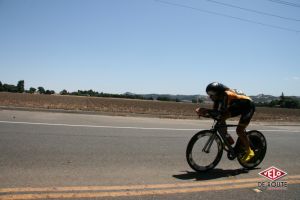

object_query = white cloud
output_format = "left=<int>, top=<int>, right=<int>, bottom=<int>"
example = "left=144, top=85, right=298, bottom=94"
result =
left=284, top=77, right=300, bottom=81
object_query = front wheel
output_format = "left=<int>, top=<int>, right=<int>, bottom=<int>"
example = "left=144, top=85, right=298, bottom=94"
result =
left=186, top=130, right=223, bottom=172
left=236, top=130, right=267, bottom=169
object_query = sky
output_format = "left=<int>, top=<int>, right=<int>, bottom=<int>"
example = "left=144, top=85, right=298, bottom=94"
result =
left=0, top=0, right=300, bottom=96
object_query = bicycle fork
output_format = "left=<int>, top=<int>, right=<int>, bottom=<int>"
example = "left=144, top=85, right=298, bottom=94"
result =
left=203, top=131, right=237, bottom=160
left=202, top=132, right=217, bottom=153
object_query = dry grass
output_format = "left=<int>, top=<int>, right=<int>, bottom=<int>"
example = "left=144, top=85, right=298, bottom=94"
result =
left=0, top=92, right=300, bottom=122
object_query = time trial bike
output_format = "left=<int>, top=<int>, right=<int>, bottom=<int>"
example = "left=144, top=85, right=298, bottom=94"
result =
left=186, top=115, right=267, bottom=172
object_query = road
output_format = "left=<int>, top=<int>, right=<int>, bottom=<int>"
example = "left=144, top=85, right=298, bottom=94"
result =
left=0, top=109, right=300, bottom=200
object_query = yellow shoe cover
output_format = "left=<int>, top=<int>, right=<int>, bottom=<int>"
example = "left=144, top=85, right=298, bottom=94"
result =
left=241, top=148, right=255, bottom=163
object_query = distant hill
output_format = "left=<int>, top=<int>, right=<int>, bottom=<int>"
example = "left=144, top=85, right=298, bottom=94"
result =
left=133, top=93, right=209, bottom=103
left=133, top=93, right=300, bottom=104
left=250, top=94, right=279, bottom=103
left=250, top=94, right=300, bottom=103
left=139, top=94, right=203, bottom=102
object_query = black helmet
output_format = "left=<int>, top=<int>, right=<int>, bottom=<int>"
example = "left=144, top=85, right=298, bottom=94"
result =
left=206, top=82, right=229, bottom=96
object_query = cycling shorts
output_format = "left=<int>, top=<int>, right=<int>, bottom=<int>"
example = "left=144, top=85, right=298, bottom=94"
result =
left=228, top=100, right=255, bottom=127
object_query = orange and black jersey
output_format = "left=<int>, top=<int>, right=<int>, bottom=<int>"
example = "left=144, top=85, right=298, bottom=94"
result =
left=212, top=89, right=255, bottom=126
left=213, top=89, right=253, bottom=113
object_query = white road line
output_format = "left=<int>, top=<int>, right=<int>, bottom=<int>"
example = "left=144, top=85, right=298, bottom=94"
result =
left=0, top=120, right=299, bottom=132
left=0, top=120, right=199, bottom=131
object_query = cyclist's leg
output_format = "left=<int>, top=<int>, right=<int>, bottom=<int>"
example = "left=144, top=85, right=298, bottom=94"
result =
left=219, top=119, right=227, bottom=134
left=219, top=113, right=234, bottom=145
left=236, top=124, right=250, bottom=150
left=238, top=103, right=255, bottom=162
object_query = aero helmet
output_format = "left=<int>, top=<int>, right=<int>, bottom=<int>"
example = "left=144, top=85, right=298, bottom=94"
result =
left=206, top=82, right=229, bottom=96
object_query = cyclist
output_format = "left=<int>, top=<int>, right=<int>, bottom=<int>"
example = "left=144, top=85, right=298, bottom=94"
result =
left=196, top=82, right=255, bottom=163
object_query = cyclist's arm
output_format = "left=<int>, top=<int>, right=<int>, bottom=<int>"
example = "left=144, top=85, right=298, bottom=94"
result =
left=195, top=107, right=221, bottom=119
left=196, top=94, right=230, bottom=119
left=219, top=93, right=231, bottom=120
left=213, top=101, right=219, bottom=110
left=219, top=93, right=228, bottom=112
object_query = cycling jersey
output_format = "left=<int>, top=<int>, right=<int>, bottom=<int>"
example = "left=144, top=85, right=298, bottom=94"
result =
left=213, top=89, right=255, bottom=126
left=225, top=89, right=251, bottom=104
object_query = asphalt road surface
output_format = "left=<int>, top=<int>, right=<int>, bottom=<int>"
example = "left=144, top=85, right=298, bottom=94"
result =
left=0, top=110, right=300, bottom=200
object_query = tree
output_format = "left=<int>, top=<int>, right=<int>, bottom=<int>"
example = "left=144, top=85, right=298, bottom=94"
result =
left=279, top=92, right=285, bottom=107
left=146, top=97, right=154, bottom=101
left=157, top=96, right=171, bottom=101
left=38, top=87, right=46, bottom=94
left=192, top=97, right=204, bottom=104
left=281, top=98, right=299, bottom=108
left=17, top=80, right=25, bottom=93
left=0, top=81, right=3, bottom=91
left=280, top=92, right=285, bottom=101
left=3, top=84, right=18, bottom=92
left=60, top=89, right=68, bottom=95
left=45, top=90, right=55, bottom=95
left=268, top=92, right=300, bottom=109
left=29, top=87, right=36, bottom=94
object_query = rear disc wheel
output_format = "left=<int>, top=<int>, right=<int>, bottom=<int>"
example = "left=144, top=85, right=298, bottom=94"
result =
left=237, top=130, right=267, bottom=169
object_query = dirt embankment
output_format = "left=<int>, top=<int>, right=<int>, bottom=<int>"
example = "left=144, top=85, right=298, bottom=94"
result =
left=0, top=92, right=299, bottom=122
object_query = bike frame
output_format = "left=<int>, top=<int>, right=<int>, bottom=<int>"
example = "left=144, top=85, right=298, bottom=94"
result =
left=203, top=120, right=238, bottom=158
